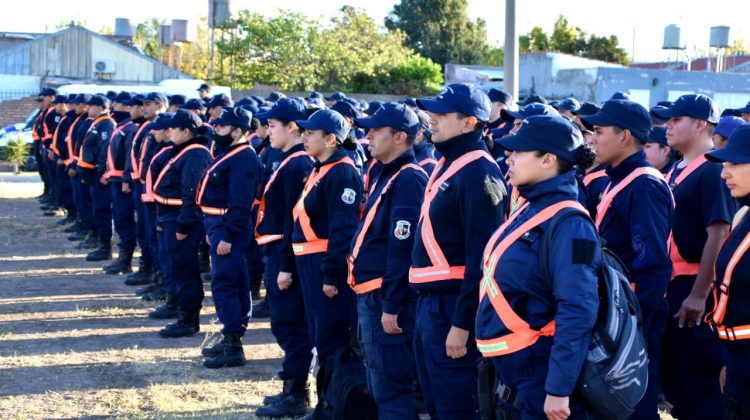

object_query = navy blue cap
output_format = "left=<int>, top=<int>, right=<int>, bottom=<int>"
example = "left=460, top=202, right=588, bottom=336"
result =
left=113, top=91, right=133, bottom=104
left=715, top=116, right=747, bottom=139
left=735, top=100, right=750, bottom=113
left=572, top=102, right=600, bottom=116
left=341, top=97, right=359, bottom=108
left=258, top=98, right=308, bottom=122
left=487, top=88, right=513, bottom=106
left=353, top=103, right=420, bottom=136
left=235, top=97, right=252, bottom=107
left=324, top=92, right=347, bottom=101
left=610, top=91, right=630, bottom=100
left=296, top=109, right=349, bottom=141
left=39, top=87, right=58, bottom=97
left=150, top=112, right=175, bottom=131
left=169, top=94, right=187, bottom=106
left=364, top=101, right=383, bottom=116
left=656, top=101, right=672, bottom=108
left=651, top=94, right=720, bottom=124
left=266, top=91, right=286, bottom=102
left=499, top=115, right=584, bottom=164
left=418, top=83, right=491, bottom=121
left=404, top=97, right=418, bottom=107
left=182, top=98, right=206, bottom=111
left=197, top=83, right=210, bottom=92
left=241, top=104, right=260, bottom=115
left=166, top=109, right=203, bottom=131
left=106, top=90, right=118, bottom=100
left=581, top=99, right=652, bottom=141
left=646, top=126, right=668, bottom=146
left=501, top=103, right=559, bottom=123
left=721, top=108, right=742, bottom=118
left=416, top=110, right=432, bottom=139
left=144, top=92, right=168, bottom=105
left=517, top=94, right=547, bottom=107
left=73, top=93, right=92, bottom=105
left=52, top=95, right=68, bottom=104
left=207, top=93, right=233, bottom=109
left=67, top=93, right=78, bottom=102
left=308, top=91, right=322, bottom=100
left=706, top=125, right=750, bottom=163
left=87, top=94, right=110, bottom=108
left=549, top=100, right=561, bottom=110
left=330, top=101, right=360, bottom=119
left=558, top=98, right=581, bottom=112
left=251, top=95, right=266, bottom=106
left=491, top=124, right=513, bottom=139
left=211, top=106, right=253, bottom=132
left=358, top=99, right=368, bottom=110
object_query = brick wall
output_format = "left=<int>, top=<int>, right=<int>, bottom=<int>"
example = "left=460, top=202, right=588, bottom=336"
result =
left=0, top=97, right=39, bottom=128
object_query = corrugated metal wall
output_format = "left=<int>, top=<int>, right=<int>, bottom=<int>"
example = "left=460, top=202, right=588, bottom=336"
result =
left=0, top=44, right=31, bottom=75
left=90, top=37, right=152, bottom=82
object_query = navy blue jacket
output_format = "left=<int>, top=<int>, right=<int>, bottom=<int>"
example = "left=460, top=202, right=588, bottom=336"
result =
left=121, top=117, right=145, bottom=183
left=582, top=164, right=610, bottom=218
left=351, top=150, right=428, bottom=314
left=598, top=151, right=674, bottom=314
left=259, top=140, right=284, bottom=187
left=257, top=143, right=314, bottom=273
left=130, top=118, right=155, bottom=183
left=199, top=142, right=262, bottom=243
left=475, top=171, right=601, bottom=397
left=291, top=149, right=364, bottom=287
left=43, top=108, right=62, bottom=147
left=53, top=110, right=77, bottom=161
left=154, top=137, right=212, bottom=234
left=413, top=141, right=437, bottom=175
left=107, top=117, right=136, bottom=181
left=80, top=113, right=115, bottom=182
left=410, top=131, right=507, bottom=331
left=69, top=115, right=92, bottom=170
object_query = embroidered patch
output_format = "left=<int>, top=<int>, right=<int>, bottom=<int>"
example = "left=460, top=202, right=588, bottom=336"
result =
left=394, top=220, right=411, bottom=240
left=54, top=116, right=61, bottom=123
left=341, top=188, right=356, bottom=204
left=101, top=132, right=108, bottom=140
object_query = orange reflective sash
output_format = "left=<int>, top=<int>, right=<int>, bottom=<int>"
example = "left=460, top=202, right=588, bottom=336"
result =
left=347, top=163, right=426, bottom=294
left=49, top=115, right=69, bottom=156
left=130, top=121, right=153, bottom=180
left=595, top=166, right=666, bottom=229
left=409, top=150, right=495, bottom=284
left=141, top=146, right=173, bottom=203
left=708, top=218, right=750, bottom=341
left=362, top=159, right=379, bottom=198
left=254, top=150, right=311, bottom=245
left=105, top=121, right=134, bottom=179
left=666, top=155, right=709, bottom=279
left=476, top=200, right=586, bottom=357
left=42, top=107, right=55, bottom=141
left=508, top=187, right=526, bottom=218
left=583, top=168, right=607, bottom=187
left=151, top=144, right=209, bottom=206
left=419, top=158, right=438, bottom=168
left=32, top=110, right=43, bottom=141
left=291, top=156, right=356, bottom=256
left=77, top=115, right=115, bottom=170
left=196, top=144, right=252, bottom=215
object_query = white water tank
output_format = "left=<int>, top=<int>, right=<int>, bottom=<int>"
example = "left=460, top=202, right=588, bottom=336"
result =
left=710, top=26, right=730, bottom=48
left=171, top=19, right=196, bottom=43
left=209, top=0, right=232, bottom=28
left=158, top=25, right=171, bottom=46
left=114, top=18, right=134, bottom=39
left=663, top=25, right=681, bottom=50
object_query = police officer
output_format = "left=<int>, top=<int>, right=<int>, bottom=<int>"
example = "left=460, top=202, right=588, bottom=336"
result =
left=207, top=94, right=233, bottom=122
left=486, top=88, right=513, bottom=130
left=644, top=126, right=678, bottom=175
left=652, top=94, right=737, bottom=419
left=413, top=110, right=437, bottom=175
left=197, top=83, right=211, bottom=105
left=64, top=94, right=95, bottom=242
left=712, top=115, right=746, bottom=150
left=183, top=98, right=208, bottom=122
left=476, top=115, right=601, bottom=419
left=410, top=83, right=507, bottom=419
left=704, top=126, right=750, bottom=418
left=77, top=94, right=116, bottom=262
left=195, top=107, right=262, bottom=368
left=153, top=110, right=213, bottom=337
left=348, top=103, right=427, bottom=419
left=324, top=92, right=347, bottom=108
left=735, top=100, right=750, bottom=123
left=253, top=99, right=315, bottom=418
left=35, top=88, right=58, bottom=204
left=168, top=95, right=187, bottom=112
left=50, top=95, right=78, bottom=224
left=582, top=100, right=674, bottom=419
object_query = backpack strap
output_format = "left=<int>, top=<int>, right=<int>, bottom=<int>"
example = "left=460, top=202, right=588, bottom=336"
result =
left=540, top=207, right=594, bottom=290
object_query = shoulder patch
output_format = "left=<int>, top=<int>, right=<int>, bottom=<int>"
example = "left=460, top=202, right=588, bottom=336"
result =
left=341, top=188, right=356, bottom=205
left=54, top=116, right=61, bottom=123
left=101, top=132, right=108, bottom=140
left=394, top=220, right=411, bottom=240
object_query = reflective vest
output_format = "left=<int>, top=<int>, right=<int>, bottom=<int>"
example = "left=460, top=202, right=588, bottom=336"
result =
left=666, top=156, right=709, bottom=279
left=409, top=150, right=496, bottom=284
left=195, top=144, right=252, bottom=215
left=476, top=200, right=586, bottom=357
left=141, top=146, right=173, bottom=203
left=291, top=156, right=356, bottom=256
left=42, top=107, right=56, bottom=141
left=595, top=166, right=668, bottom=229
left=105, top=121, right=134, bottom=179
left=152, top=144, right=210, bottom=206
left=362, top=158, right=379, bottom=198
left=582, top=168, right=607, bottom=187
left=254, top=150, right=311, bottom=245
left=77, top=115, right=115, bottom=170
left=49, top=115, right=69, bottom=156
left=130, top=121, right=152, bottom=181
left=508, top=187, right=526, bottom=218
left=64, top=114, right=85, bottom=166
left=419, top=157, right=438, bottom=168
left=347, top=163, right=426, bottom=294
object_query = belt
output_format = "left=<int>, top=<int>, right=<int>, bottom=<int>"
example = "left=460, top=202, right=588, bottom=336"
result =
left=292, top=239, right=328, bottom=255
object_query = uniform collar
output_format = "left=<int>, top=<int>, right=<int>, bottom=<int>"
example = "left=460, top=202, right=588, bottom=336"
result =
left=380, top=149, right=417, bottom=175
left=282, top=142, right=306, bottom=159
left=433, top=130, right=487, bottom=162
left=65, top=109, right=77, bottom=119
left=517, top=170, right=581, bottom=208
left=174, top=136, right=205, bottom=152
left=739, top=195, right=750, bottom=208
left=413, top=140, right=434, bottom=156
left=606, top=150, right=651, bottom=181
left=316, top=148, right=348, bottom=169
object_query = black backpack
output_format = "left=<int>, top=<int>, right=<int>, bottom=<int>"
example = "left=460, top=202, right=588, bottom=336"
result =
left=311, top=346, right=378, bottom=420
left=541, top=208, right=649, bottom=420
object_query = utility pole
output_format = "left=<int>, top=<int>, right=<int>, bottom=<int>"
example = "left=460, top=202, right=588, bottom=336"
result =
left=504, top=0, right=519, bottom=104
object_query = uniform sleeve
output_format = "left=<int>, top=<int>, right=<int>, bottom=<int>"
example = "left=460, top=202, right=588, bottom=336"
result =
left=381, top=172, right=427, bottom=315
left=43, top=111, right=59, bottom=142
left=322, top=165, right=364, bottom=287
left=95, top=121, right=114, bottom=178
left=453, top=168, right=507, bottom=330
left=221, top=154, right=259, bottom=243
left=545, top=216, right=601, bottom=397
left=279, top=161, right=312, bottom=274
left=700, top=165, right=737, bottom=227
left=121, top=127, right=135, bottom=183
left=177, top=153, right=211, bottom=234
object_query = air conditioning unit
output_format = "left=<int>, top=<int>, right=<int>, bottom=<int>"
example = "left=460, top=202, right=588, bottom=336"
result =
left=92, top=60, right=116, bottom=74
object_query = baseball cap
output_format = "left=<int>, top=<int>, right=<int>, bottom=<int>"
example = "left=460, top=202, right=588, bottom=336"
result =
left=354, top=103, right=420, bottom=135
left=113, top=91, right=133, bottom=104
left=52, top=95, right=68, bottom=104
left=735, top=100, right=750, bottom=113
left=705, top=125, right=750, bottom=164
left=143, top=92, right=168, bottom=105
left=404, top=98, right=418, bottom=107
left=211, top=106, right=253, bottom=132
left=169, top=94, right=187, bottom=107
left=581, top=100, right=652, bottom=141
left=183, top=98, right=206, bottom=111
left=39, top=87, right=58, bottom=97
left=150, top=112, right=174, bottom=131
left=296, top=109, right=349, bottom=141
left=610, top=91, right=630, bottom=101
left=266, top=91, right=287, bottom=102
left=416, top=110, right=432, bottom=140
left=499, top=115, right=584, bottom=164
left=721, top=109, right=742, bottom=118
left=166, top=109, right=203, bottom=131
left=714, top=116, right=747, bottom=139
left=501, top=103, right=559, bottom=123
left=123, top=94, right=145, bottom=106
left=308, top=91, right=323, bottom=100
left=324, top=92, right=347, bottom=101
left=330, top=101, right=360, bottom=119
left=417, top=83, right=491, bottom=122
left=517, top=94, right=548, bottom=107
left=650, top=94, right=720, bottom=124
left=572, top=102, right=600, bottom=117
left=207, top=93, right=233, bottom=109
left=197, top=83, right=210, bottom=92
left=487, top=88, right=513, bottom=106
left=87, top=94, right=110, bottom=108
left=645, top=126, right=668, bottom=147
left=257, top=98, right=308, bottom=122
left=364, top=101, right=383, bottom=116
left=558, top=98, right=581, bottom=112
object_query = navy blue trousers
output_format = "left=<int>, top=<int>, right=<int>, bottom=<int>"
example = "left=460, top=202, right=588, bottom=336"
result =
left=131, top=182, right=153, bottom=265
left=414, top=294, right=480, bottom=420
left=56, top=164, right=75, bottom=215
left=160, top=218, right=204, bottom=312
left=205, top=215, right=251, bottom=335
left=70, top=173, right=83, bottom=223
left=157, top=229, right=175, bottom=295
left=263, top=241, right=312, bottom=378
left=89, top=181, right=112, bottom=244
left=110, top=181, right=136, bottom=252
left=358, top=292, right=418, bottom=420
left=143, top=203, right=159, bottom=269
left=78, top=177, right=95, bottom=231
left=295, top=252, right=356, bottom=364
left=724, top=344, right=750, bottom=416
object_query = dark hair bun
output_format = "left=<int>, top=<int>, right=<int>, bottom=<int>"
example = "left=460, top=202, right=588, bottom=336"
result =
left=196, top=125, right=211, bottom=137
left=575, top=143, right=596, bottom=169
left=341, top=136, right=358, bottom=151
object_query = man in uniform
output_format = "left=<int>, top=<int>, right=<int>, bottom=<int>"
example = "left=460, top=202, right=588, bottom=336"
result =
left=486, top=88, right=513, bottom=130
left=197, top=83, right=211, bottom=105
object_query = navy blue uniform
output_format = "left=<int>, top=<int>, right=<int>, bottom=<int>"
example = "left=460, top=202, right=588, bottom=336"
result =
left=409, top=131, right=506, bottom=419
left=147, top=144, right=175, bottom=296
left=350, top=150, right=427, bottom=419
left=155, top=138, right=212, bottom=313
left=67, top=115, right=91, bottom=228
left=662, top=157, right=737, bottom=420
left=291, top=149, right=363, bottom=364
left=476, top=171, right=601, bottom=418
left=596, top=151, right=673, bottom=419
left=53, top=110, right=78, bottom=216
left=413, top=140, right=437, bottom=175
left=42, top=108, right=62, bottom=198
left=79, top=114, right=115, bottom=245
left=126, top=119, right=156, bottom=269
left=582, top=164, right=609, bottom=218
left=256, top=143, right=314, bottom=379
left=108, top=117, right=138, bottom=255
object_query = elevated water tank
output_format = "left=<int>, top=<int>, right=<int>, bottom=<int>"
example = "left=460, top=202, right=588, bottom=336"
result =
left=710, top=26, right=730, bottom=48
left=114, top=18, right=134, bottom=39
left=209, top=0, right=232, bottom=28
left=158, top=25, right=171, bottom=46
left=663, top=24, right=682, bottom=50
left=171, top=19, right=196, bottom=43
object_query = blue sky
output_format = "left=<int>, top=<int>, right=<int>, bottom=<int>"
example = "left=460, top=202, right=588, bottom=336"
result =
left=7, top=0, right=750, bottom=63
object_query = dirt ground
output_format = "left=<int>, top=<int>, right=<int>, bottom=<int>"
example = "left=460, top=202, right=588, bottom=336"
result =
left=0, top=198, right=289, bottom=419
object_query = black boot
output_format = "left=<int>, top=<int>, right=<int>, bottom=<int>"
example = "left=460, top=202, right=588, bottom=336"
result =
left=252, top=298, right=270, bottom=318
left=148, top=293, right=178, bottom=319
left=141, top=286, right=166, bottom=301
left=86, top=242, right=112, bottom=261
left=77, top=232, right=99, bottom=249
left=64, top=222, right=83, bottom=233
left=125, top=260, right=154, bottom=286
left=256, top=376, right=310, bottom=418
left=56, top=215, right=75, bottom=225
left=135, top=282, right=159, bottom=296
left=201, top=334, right=227, bottom=358
left=262, top=374, right=313, bottom=406
left=103, top=249, right=133, bottom=274
left=159, top=310, right=200, bottom=338
left=68, top=228, right=90, bottom=241
left=203, top=333, right=246, bottom=368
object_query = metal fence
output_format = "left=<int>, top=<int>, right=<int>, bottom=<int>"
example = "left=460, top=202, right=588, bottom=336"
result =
left=0, top=90, right=38, bottom=102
